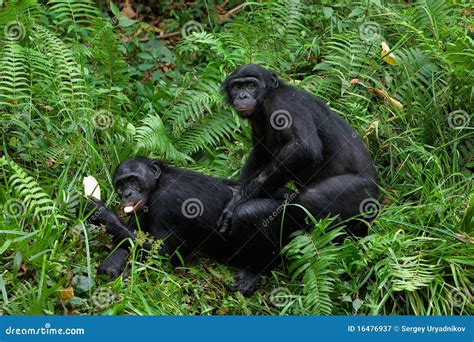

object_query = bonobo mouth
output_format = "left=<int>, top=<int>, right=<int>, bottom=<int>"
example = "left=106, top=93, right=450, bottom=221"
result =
left=235, top=105, right=255, bottom=117
left=121, top=199, right=144, bottom=214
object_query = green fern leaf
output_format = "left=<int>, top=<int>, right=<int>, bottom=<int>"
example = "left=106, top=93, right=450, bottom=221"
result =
left=284, top=214, right=344, bottom=315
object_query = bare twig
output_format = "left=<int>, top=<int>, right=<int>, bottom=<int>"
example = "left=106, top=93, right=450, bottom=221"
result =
left=156, top=31, right=181, bottom=40
left=219, top=3, right=248, bottom=20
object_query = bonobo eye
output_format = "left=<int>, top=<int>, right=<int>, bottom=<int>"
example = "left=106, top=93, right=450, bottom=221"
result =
left=128, top=177, right=139, bottom=187
left=231, top=83, right=241, bottom=91
left=247, top=82, right=256, bottom=90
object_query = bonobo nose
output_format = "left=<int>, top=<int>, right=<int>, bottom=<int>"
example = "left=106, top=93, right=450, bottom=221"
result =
left=238, top=93, right=249, bottom=99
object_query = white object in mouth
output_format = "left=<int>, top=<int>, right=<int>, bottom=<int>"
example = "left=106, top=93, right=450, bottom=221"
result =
left=123, top=206, right=134, bottom=213
left=83, top=176, right=101, bottom=200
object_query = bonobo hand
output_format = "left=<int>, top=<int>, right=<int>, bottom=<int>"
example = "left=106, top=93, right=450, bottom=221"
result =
left=217, top=192, right=242, bottom=236
left=80, top=196, right=115, bottom=226
left=97, top=248, right=129, bottom=279
left=80, top=196, right=135, bottom=243
left=240, top=177, right=261, bottom=199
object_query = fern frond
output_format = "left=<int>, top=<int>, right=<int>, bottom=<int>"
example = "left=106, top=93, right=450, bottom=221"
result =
left=363, top=233, right=446, bottom=295
left=48, top=0, right=99, bottom=36
left=177, top=32, right=225, bottom=57
left=395, top=48, right=441, bottom=109
left=390, top=254, right=440, bottom=292
left=412, top=0, right=451, bottom=39
left=134, top=112, right=192, bottom=163
left=0, top=0, right=41, bottom=41
left=177, top=111, right=239, bottom=155
left=283, top=215, right=344, bottom=315
left=24, top=47, right=56, bottom=100
left=89, top=18, right=129, bottom=86
left=31, top=25, right=92, bottom=115
left=166, top=87, right=219, bottom=132
left=163, top=63, right=225, bottom=128
left=0, top=42, right=31, bottom=107
left=0, top=156, right=57, bottom=223
left=133, top=62, right=240, bottom=160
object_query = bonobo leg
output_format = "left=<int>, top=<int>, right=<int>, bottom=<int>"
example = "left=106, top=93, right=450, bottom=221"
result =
left=233, top=268, right=261, bottom=297
left=228, top=196, right=295, bottom=296
left=290, top=174, right=379, bottom=236
left=153, top=229, right=188, bottom=267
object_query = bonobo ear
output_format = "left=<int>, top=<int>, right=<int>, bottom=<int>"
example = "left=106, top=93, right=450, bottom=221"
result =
left=150, top=161, right=162, bottom=179
left=270, top=73, right=279, bottom=88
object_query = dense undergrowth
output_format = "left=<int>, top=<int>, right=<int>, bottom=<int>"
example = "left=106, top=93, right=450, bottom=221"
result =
left=0, top=0, right=472, bottom=315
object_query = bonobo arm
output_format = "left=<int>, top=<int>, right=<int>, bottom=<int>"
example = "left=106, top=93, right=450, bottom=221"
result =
left=240, top=138, right=321, bottom=200
left=217, top=148, right=263, bottom=231
left=97, top=248, right=129, bottom=278
left=82, top=196, right=135, bottom=242
left=239, top=114, right=323, bottom=200
left=238, top=148, right=266, bottom=184
left=218, top=133, right=322, bottom=234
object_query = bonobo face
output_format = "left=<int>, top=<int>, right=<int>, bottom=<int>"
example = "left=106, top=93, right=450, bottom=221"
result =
left=228, top=77, right=260, bottom=118
left=223, top=64, right=279, bottom=119
left=113, top=158, right=161, bottom=214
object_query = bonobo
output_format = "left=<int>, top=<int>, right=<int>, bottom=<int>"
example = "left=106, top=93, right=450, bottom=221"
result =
left=218, top=64, right=379, bottom=236
left=83, top=157, right=288, bottom=297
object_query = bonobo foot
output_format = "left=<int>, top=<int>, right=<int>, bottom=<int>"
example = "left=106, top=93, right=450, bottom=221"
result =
left=97, top=248, right=129, bottom=279
left=234, top=269, right=261, bottom=297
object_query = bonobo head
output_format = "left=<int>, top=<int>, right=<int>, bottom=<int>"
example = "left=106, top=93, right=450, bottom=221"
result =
left=222, top=64, right=279, bottom=119
left=113, top=157, right=161, bottom=214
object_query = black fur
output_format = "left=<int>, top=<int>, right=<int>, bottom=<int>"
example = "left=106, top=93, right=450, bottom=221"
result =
left=83, top=157, right=287, bottom=297
left=218, top=64, right=379, bottom=236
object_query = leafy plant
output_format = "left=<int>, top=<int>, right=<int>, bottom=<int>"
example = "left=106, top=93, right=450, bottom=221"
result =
left=0, top=0, right=472, bottom=316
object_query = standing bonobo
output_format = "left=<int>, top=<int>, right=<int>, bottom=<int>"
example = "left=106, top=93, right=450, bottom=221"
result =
left=218, top=64, right=379, bottom=236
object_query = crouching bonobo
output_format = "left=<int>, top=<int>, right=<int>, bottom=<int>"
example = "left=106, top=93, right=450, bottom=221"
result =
left=82, top=157, right=290, bottom=297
